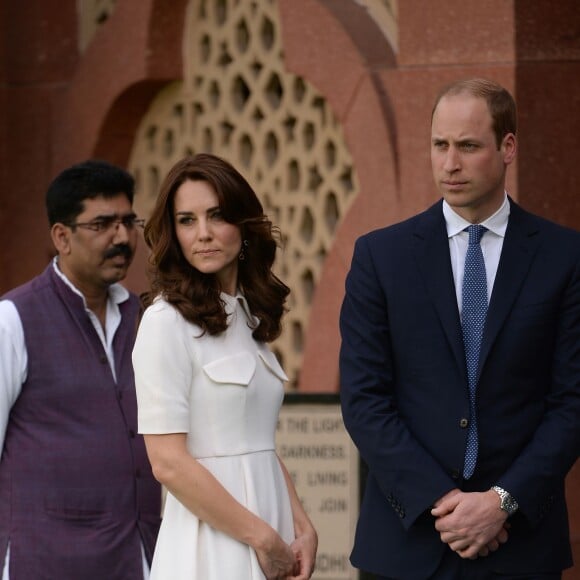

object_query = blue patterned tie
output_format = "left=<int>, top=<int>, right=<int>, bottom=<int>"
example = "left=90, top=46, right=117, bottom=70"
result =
left=461, top=225, right=488, bottom=479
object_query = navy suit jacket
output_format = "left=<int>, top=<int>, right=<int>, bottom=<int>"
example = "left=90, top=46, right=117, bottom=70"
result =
left=339, top=199, right=580, bottom=579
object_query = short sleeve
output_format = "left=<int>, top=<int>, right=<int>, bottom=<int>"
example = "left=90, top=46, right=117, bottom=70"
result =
left=132, top=300, right=193, bottom=434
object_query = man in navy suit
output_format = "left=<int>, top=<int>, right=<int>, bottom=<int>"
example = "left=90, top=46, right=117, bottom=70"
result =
left=339, top=78, right=579, bottom=579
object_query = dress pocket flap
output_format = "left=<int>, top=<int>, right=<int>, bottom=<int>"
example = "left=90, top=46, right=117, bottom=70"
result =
left=258, top=351, right=289, bottom=382
left=202, top=351, right=256, bottom=386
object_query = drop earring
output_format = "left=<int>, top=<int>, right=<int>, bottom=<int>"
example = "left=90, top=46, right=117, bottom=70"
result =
left=239, top=239, right=249, bottom=261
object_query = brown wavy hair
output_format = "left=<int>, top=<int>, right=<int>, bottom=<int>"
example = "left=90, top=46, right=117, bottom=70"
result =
left=142, top=153, right=290, bottom=342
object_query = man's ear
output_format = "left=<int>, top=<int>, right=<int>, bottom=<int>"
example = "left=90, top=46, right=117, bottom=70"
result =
left=51, top=223, right=72, bottom=255
left=502, top=133, right=517, bottom=165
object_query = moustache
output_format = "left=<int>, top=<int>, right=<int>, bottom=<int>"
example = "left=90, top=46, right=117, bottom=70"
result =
left=103, top=244, right=133, bottom=260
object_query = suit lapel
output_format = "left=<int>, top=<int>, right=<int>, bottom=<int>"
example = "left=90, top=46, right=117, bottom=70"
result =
left=413, top=202, right=467, bottom=377
left=478, top=201, right=541, bottom=375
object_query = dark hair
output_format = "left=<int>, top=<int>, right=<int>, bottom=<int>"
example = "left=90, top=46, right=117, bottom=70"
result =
left=431, top=78, right=517, bottom=148
left=45, top=159, right=135, bottom=226
left=143, top=153, right=290, bottom=343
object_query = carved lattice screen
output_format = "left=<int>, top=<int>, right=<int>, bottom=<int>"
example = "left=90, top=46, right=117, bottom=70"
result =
left=77, top=0, right=117, bottom=51
left=129, top=0, right=359, bottom=389
left=354, top=0, right=398, bottom=51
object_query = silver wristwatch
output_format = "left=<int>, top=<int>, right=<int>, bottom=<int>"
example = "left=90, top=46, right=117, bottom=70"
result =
left=491, top=485, right=518, bottom=516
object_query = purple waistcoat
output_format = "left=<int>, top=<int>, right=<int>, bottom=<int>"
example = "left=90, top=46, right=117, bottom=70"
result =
left=0, top=265, right=161, bottom=580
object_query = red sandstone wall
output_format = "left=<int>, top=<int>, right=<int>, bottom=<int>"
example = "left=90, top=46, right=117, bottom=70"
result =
left=0, top=0, right=578, bottom=573
left=0, top=0, right=187, bottom=292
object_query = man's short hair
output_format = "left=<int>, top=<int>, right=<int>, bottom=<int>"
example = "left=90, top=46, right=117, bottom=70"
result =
left=45, top=159, right=135, bottom=226
left=432, top=78, right=517, bottom=148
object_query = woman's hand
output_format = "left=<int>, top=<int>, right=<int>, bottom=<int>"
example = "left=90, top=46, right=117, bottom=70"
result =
left=275, top=455, right=318, bottom=579
left=255, top=529, right=298, bottom=580
left=288, top=528, right=318, bottom=579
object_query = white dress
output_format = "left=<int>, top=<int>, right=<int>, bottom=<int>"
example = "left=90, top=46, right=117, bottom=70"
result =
left=132, top=293, right=295, bottom=580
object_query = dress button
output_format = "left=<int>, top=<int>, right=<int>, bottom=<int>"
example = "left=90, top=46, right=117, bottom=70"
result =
left=459, top=418, right=469, bottom=428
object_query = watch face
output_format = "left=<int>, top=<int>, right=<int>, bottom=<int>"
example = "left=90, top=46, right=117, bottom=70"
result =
left=502, top=494, right=517, bottom=515
left=493, top=486, right=518, bottom=515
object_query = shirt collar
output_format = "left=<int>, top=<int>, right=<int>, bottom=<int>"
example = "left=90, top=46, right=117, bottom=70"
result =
left=52, top=256, right=130, bottom=308
left=221, top=290, right=257, bottom=326
left=443, top=193, right=510, bottom=238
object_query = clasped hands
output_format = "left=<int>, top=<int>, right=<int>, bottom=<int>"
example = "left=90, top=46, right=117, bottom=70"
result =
left=431, top=488, right=509, bottom=559
left=256, top=527, right=317, bottom=580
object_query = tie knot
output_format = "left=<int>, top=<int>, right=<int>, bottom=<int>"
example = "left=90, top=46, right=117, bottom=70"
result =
left=466, top=224, right=487, bottom=245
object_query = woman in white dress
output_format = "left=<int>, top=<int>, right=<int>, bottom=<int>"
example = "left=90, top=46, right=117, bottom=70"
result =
left=132, top=154, right=317, bottom=580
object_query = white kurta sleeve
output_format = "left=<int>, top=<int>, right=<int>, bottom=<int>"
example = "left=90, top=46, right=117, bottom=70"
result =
left=132, top=300, right=193, bottom=434
left=0, top=300, right=27, bottom=453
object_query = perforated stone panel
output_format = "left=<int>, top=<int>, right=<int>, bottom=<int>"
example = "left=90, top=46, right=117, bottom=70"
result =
left=129, top=0, right=359, bottom=389
left=354, top=0, right=398, bottom=52
left=78, top=0, right=117, bottom=51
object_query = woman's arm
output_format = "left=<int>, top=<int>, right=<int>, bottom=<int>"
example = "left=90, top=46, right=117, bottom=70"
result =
left=144, top=433, right=297, bottom=579
left=277, top=456, right=318, bottom=580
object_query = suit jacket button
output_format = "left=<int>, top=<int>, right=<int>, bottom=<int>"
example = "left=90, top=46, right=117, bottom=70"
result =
left=459, top=418, right=469, bottom=428
left=451, top=469, right=460, bottom=480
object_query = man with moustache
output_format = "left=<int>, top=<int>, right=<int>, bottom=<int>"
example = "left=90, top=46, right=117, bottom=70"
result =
left=0, top=160, right=161, bottom=579
left=340, top=79, right=579, bottom=578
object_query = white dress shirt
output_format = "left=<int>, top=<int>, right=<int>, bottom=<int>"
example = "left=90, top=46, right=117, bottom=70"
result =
left=443, top=194, right=510, bottom=311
